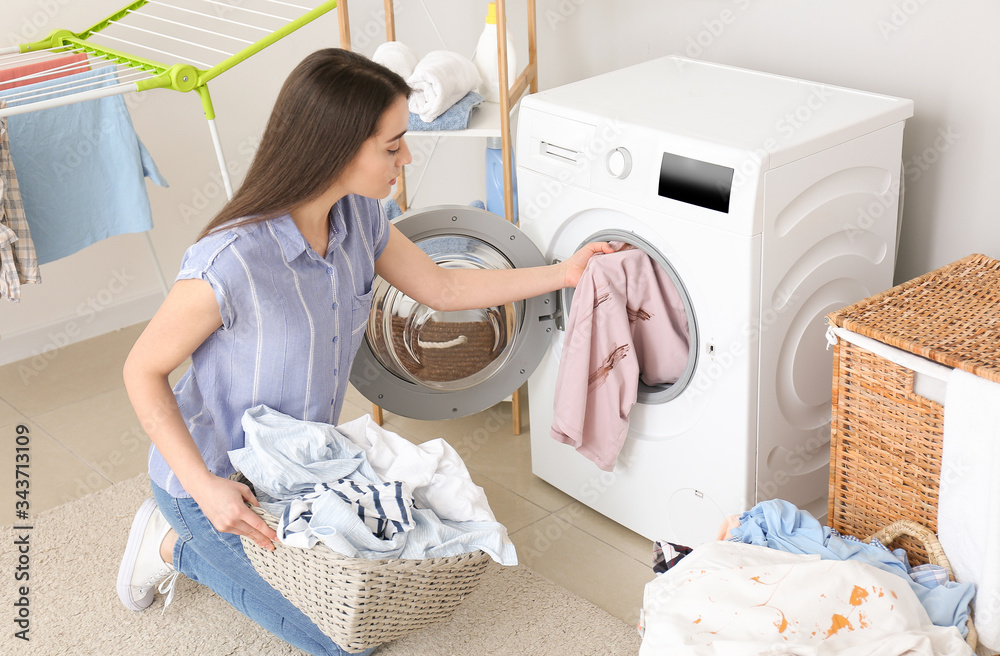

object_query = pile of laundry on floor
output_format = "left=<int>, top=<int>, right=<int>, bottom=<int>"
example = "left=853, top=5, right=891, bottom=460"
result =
left=639, top=500, right=976, bottom=655
left=229, top=405, right=517, bottom=565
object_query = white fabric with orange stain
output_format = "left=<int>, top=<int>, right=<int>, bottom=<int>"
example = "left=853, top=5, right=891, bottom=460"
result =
left=639, top=541, right=972, bottom=655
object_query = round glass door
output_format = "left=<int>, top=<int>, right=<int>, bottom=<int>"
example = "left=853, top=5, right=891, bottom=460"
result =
left=350, top=205, right=554, bottom=420
left=366, top=235, right=521, bottom=391
left=562, top=229, right=699, bottom=405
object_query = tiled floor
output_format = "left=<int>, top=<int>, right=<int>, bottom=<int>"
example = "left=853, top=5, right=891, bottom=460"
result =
left=0, top=323, right=654, bottom=628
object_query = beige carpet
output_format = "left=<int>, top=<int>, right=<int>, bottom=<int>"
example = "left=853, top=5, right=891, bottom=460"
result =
left=1, top=474, right=642, bottom=655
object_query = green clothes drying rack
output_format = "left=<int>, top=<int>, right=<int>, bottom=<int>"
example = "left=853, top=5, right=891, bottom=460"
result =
left=0, top=0, right=338, bottom=198
left=0, top=0, right=338, bottom=295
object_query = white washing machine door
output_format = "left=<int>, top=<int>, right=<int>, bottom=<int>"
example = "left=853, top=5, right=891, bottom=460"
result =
left=349, top=205, right=555, bottom=420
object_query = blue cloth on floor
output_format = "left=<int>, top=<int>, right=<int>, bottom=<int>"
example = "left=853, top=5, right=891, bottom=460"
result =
left=730, top=499, right=976, bottom=636
left=228, top=405, right=517, bottom=564
left=0, top=65, right=167, bottom=264
left=408, top=91, right=484, bottom=131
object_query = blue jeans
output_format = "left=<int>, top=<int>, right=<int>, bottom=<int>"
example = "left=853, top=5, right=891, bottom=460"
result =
left=151, top=481, right=374, bottom=656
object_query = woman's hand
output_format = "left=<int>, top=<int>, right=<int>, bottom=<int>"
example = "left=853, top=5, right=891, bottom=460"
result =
left=187, top=473, right=277, bottom=551
left=561, top=242, right=616, bottom=288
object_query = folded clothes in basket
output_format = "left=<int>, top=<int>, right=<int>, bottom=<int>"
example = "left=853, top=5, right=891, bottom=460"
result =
left=229, top=405, right=517, bottom=565
left=728, top=500, right=975, bottom=637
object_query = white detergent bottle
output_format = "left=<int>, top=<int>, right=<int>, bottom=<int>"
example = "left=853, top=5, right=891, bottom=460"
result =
left=472, top=2, right=517, bottom=104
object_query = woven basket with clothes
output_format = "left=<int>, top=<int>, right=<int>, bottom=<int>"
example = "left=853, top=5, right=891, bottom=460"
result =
left=231, top=473, right=491, bottom=653
left=867, top=519, right=977, bottom=649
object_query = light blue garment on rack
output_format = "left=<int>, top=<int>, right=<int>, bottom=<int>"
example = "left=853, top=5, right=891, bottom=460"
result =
left=0, top=65, right=167, bottom=265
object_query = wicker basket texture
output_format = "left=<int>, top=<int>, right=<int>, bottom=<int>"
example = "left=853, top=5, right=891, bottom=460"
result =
left=829, top=253, right=1000, bottom=383
left=233, top=475, right=491, bottom=653
left=867, top=520, right=977, bottom=649
left=827, top=253, right=1000, bottom=561
left=828, top=339, right=944, bottom=560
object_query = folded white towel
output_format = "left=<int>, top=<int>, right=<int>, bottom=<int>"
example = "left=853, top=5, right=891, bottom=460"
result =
left=939, top=368, right=1000, bottom=651
left=372, top=41, right=418, bottom=80
left=407, top=50, right=482, bottom=123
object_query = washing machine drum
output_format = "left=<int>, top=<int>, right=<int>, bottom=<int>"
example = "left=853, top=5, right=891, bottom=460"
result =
left=349, top=205, right=557, bottom=420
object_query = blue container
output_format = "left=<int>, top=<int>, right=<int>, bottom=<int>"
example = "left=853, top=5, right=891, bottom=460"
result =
left=485, top=137, right=518, bottom=224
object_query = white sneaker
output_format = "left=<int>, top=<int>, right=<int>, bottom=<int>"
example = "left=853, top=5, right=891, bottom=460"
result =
left=117, top=498, right=179, bottom=612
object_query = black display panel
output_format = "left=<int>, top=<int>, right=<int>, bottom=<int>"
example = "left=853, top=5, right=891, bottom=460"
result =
left=657, top=152, right=734, bottom=214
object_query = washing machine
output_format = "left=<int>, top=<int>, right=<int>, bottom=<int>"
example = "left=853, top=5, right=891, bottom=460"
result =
left=519, top=56, right=913, bottom=545
left=351, top=56, right=913, bottom=547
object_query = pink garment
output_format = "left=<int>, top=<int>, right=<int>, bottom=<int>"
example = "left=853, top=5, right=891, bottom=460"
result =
left=551, top=246, right=689, bottom=471
left=0, top=54, right=90, bottom=92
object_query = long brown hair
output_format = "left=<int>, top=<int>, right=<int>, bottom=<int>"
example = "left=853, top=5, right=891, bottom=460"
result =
left=198, top=48, right=411, bottom=240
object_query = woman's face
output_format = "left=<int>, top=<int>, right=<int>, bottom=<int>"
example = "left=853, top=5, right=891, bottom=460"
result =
left=340, top=94, right=413, bottom=199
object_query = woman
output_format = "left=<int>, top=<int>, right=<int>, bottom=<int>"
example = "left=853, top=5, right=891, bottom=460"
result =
left=116, top=48, right=610, bottom=655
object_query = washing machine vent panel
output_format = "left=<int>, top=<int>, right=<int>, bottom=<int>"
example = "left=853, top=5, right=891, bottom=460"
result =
left=756, top=125, right=906, bottom=514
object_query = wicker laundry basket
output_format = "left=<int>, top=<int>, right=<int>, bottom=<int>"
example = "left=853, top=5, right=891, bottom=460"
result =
left=230, top=474, right=491, bottom=653
left=866, top=519, right=977, bottom=649
left=827, top=253, right=1000, bottom=563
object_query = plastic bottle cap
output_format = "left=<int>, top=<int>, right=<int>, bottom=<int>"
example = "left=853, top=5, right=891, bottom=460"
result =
left=486, top=136, right=502, bottom=149
left=485, top=2, right=497, bottom=25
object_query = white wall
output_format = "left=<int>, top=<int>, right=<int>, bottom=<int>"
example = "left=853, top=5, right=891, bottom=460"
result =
left=1, top=0, right=997, bottom=365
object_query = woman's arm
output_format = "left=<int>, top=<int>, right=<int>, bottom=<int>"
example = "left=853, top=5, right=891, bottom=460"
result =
left=123, top=279, right=277, bottom=550
left=374, top=223, right=613, bottom=311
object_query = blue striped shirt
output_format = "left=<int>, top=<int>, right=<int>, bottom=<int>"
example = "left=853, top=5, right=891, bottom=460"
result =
left=149, top=195, right=390, bottom=498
